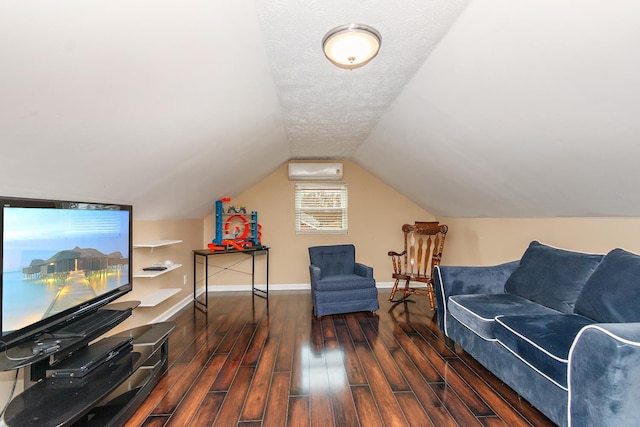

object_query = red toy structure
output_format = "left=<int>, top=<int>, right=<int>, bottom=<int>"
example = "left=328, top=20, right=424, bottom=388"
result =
left=208, top=198, right=262, bottom=252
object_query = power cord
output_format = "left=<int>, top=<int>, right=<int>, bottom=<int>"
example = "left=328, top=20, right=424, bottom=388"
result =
left=0, top=367, right=19, bottom=419
left=0, top=337, right=68, bottom=421
left=0, top=340, right=46, bottom=362
left=0, top=341, right=52, bottom=362
left=0, top=339, right=52, bottom=419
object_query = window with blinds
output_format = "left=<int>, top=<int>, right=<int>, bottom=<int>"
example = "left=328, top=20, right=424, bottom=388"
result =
left=294, top=183, right=348, bottom=234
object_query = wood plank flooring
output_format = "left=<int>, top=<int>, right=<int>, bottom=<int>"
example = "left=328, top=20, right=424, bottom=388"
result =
left=125, top=291, right=556, bottom=426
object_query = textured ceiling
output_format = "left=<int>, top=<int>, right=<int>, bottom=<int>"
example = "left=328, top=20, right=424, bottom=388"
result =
left=1, top=1, right=640, bottom=220
left=256, top=0, right=468, bottom=158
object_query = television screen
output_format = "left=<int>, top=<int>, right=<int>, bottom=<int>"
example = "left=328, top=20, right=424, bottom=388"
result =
left=1, top=197, right=132, bottom=348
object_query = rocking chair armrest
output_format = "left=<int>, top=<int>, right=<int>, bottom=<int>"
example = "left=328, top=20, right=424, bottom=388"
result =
left=387, top=250, right=407, bottom=257
left=388, top=250, right=406, bottom=275
left=354, top=262, right=373, bottom=278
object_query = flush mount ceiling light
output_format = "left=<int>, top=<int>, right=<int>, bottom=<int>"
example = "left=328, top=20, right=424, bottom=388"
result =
left=322, top=23, right=381, bottom=69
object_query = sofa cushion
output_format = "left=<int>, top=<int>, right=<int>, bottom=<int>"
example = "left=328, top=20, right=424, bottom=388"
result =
left=494, top=314, right=593, bottom=389
left=314, top=274, right=376, bottom=291
left=574, top=248, right=640, bottom=322
left=504, top=241, right=603, bottom=313
left=449, top=293, right=560, bottom=341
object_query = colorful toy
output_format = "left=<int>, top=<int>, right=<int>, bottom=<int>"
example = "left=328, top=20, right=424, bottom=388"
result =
left=208, top=197, right=262, bottom=252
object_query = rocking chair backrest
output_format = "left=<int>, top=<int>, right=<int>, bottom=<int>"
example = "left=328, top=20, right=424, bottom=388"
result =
left=399, top=222, right=448, bottom=278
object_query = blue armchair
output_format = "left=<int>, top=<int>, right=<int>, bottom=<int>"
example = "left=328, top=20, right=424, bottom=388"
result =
left=308, top=244, right=379, bottom=317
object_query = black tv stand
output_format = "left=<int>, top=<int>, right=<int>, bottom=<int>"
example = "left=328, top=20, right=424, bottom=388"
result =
left=0, top=301, right=175, bottom=426
left=0, top=302, right=136, bottom=373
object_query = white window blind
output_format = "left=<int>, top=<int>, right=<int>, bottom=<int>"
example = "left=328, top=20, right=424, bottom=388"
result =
left=295, top=183, right=348, bottom=234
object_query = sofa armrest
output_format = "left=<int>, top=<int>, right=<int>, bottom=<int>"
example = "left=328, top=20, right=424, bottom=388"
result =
left=569, top=323, right=640, bottom=427
left=354, top=262, right=373, bottom=278
left=309, top=264, right=322, bottom=289
left=434, top=261, right=519, bottom=333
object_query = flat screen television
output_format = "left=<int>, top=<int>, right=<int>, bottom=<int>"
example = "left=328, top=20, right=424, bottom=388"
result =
left=0, top=196, right=132, bottom=350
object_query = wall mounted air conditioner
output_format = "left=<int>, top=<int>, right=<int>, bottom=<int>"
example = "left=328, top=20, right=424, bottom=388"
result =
left=288, top=162, right=343, bottom=181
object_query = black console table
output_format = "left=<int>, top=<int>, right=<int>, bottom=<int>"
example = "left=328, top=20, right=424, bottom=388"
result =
left=193, top=246, right=270, bottom=311
left=0, top=302, right=175, bottom=426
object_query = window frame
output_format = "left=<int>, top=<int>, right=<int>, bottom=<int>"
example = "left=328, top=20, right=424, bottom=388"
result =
left=294, top=182, right=348, bottom=234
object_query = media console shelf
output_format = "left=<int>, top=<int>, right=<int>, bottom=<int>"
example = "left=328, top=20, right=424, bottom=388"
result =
left=0, top=301, right=137, bottom=372
left=0, top=302, right=175, bottom=426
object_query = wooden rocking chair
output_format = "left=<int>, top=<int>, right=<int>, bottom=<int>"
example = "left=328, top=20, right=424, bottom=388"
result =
left=388, top=222, right=448, bottom=309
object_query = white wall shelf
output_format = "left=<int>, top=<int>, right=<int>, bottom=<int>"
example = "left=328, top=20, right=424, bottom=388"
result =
left=133, top=239, right=183, bottom=309
left=133, top=263, right=182, bottom=278
left=133, top=240, right=183, bottom=250
left=138, top=288, right=181, bottom=307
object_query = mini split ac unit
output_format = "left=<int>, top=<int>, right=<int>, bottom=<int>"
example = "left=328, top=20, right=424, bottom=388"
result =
left=288, top=162, right=343, bottom=181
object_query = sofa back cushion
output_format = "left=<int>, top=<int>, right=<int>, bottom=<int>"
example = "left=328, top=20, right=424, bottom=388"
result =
left=504, top=241, right=603, bottom=313
left=574, top=248, right=640, bottom=322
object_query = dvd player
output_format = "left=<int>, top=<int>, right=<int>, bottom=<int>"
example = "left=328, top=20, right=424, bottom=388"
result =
left=49, top=336, right=133, bottom=378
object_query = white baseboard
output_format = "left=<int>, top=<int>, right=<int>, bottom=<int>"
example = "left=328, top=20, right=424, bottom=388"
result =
left=149, top=293, right=194, bottom=323
left=377, top=281, right=395, bottom=289
left=205, top=281, right=395, bottom=292
left=200, top=281, right=395, bottom=293
left=207, top=283, right=310, bottom=292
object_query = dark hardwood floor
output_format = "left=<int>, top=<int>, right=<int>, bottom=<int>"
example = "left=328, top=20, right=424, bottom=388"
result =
left=126, top=291, right=555, bottom=426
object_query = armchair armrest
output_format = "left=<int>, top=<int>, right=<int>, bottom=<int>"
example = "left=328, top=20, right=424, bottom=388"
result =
left=354, top=262, right=373, bottom=278
left=569, top=323, right=640, bottom=427
left=434, top=261, right=519, bottom=333
left=309, top=264, right=321, bottom=289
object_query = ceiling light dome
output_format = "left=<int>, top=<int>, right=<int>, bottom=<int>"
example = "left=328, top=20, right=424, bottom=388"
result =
left=322, top=23, right=381, bottom=69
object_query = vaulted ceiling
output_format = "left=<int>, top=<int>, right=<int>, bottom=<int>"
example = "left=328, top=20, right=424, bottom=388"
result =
left=1, top=1, right=639, bottom=220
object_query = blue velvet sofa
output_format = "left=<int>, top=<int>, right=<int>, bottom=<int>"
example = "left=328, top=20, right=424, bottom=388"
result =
left=434, top=241, right=640, bottom=427
left=309, top=244, right=379, bottom=317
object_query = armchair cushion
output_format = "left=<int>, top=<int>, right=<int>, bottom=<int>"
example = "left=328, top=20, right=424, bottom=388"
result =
left=313, top=274, right=375, bottom=292
left=504, top=241, right=603, bottom=313
left=309, top=244, right=356, bottom=277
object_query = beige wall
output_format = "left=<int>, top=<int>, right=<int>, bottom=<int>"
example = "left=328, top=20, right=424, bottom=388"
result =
left=439, top=217, right=640, bottom=266
left=202, top=160, right=435, bottom=287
